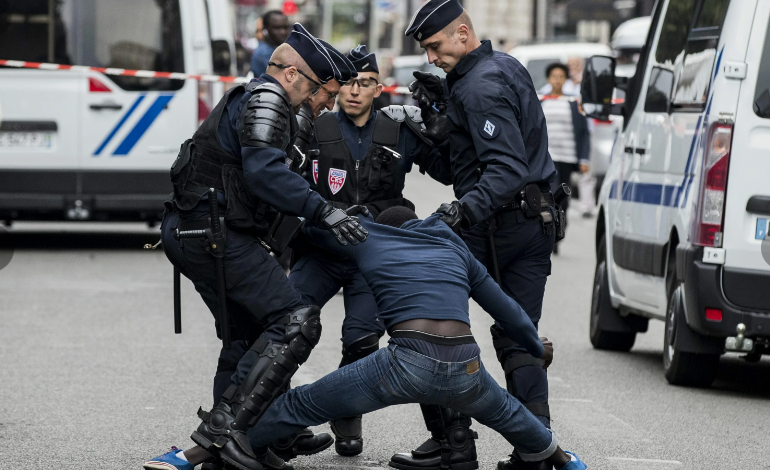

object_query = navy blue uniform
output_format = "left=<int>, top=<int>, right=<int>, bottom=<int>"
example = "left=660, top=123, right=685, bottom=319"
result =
left=161, top=75, right=321, bottom=403
left=433, top=40, right=557, bottom=427
left=289, top=108, right=448, bottom=351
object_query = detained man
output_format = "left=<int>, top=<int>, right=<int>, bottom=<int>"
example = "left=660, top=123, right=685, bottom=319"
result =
left=240, top=206, right=588, bottom=470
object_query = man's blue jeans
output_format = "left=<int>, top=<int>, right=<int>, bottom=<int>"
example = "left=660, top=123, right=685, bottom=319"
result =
left=247, top=344, right=557, bottom=461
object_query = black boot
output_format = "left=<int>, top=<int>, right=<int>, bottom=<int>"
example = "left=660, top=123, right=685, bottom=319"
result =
left=497, top=451, right=553, bottom=470
left=270, top=428, right=334, bottom=462
left=389, top=406, right=478, bottom=470
left=330, top=415, right=363, bottom=456
left=191, top=404, right=263, bottom=470
left=200, top=447, right=293, bottom=470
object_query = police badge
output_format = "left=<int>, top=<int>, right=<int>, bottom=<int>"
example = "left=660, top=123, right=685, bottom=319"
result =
left=313, top=160, right=319, bottom=184
left=328, top=168, right=347, bottom=195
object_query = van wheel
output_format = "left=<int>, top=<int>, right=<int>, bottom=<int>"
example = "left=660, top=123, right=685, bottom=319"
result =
left=663, top=285, right=719, bottom=387
left=590, top=235, right=636, bottom=351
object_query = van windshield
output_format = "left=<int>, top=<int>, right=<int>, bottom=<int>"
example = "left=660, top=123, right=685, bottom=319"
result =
left=755, top=17, right=770, bottom=119
left=0, top=0, right=184, bottom=91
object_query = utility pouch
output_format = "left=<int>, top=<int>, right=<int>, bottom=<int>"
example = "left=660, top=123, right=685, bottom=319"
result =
left=540, top=208, right=555, bottom=236
left=554, top=206, right=567, bottom=242
left=521, top=183, right=542, bottom=218
left=266, top=214, right=305, bottom=256
left=220, top=164, right=259, bottom=231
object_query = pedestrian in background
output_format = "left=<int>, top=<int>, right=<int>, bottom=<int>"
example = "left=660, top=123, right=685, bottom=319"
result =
left=540, top=62, right=590, bottom=253
left=250, top=10, right=290, bottom=77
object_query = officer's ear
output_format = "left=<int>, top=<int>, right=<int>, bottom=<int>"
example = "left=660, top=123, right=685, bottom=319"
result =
left=456, top=24, right=470, bottom=42
left=374, top=80, right=383, bottom=98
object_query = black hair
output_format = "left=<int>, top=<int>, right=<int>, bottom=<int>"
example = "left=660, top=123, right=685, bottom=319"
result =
left=262, top=10, right=286, bottom=27
left=376, top=206, right=419, bottom=228
left=545, top=62, right=569, bottom=79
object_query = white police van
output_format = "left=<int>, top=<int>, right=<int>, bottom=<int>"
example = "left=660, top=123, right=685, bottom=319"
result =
left=0, top=0, right=235, bottom=223
left=582, top=0, right=770, bottom=387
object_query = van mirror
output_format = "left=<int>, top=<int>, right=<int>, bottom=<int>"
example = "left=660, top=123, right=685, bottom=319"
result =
left=581, top=56, right=616, bottom=120
left=644, top=66, right=674, bottom=113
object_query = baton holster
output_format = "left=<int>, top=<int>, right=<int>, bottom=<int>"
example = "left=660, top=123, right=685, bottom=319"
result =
left=173, top=188, right=231, bottom=349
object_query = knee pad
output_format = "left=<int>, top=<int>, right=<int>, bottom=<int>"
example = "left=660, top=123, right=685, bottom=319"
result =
left=498, top=350, right=549, bottom=422
left=284, top=305, right=322, bottom=365
left=339, top=332, right=379, bottom=367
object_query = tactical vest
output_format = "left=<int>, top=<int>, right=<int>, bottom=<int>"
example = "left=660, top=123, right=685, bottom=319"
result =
left=169, top=81, right=296, bottom=235
left=312, top=111, right=414, bottom=218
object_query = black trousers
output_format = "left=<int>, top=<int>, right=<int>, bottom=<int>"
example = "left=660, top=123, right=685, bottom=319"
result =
left=462, top=210, right=554, bottom=427
left=160, top=209, right=305, bottom=403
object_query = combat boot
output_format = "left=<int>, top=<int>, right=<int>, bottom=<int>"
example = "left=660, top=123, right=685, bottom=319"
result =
left=497, top=450, right=553, bottom=470
left=270, top=427, right=334, bottom=462
left=389, top=409, right=478, bottom=470
left=330, top=415, right=363, bottom=456
left=200, top=447, right=294, bottom=470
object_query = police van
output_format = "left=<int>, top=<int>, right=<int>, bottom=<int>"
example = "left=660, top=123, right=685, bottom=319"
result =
left=0, top=0, right=236, bottom=223
left=582, top=0, right=770, bottom=387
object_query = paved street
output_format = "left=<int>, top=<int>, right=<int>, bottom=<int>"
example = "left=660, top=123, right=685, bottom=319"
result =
left=1, top=171, right=768, bottom=470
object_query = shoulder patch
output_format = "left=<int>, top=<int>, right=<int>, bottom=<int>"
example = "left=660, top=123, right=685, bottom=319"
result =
left=380, top=105, right=406, bottom=122
left=481, top=119, right=500, bottom=139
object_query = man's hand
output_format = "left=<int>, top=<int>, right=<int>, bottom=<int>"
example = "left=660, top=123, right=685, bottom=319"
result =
left=314, top=202, right=368, bottom=246
left=580, top=162, right=590, bottom=174
left=409, top=71, right=445, bottom=112
left=540, top=337, right=553, bottom=369
left=345, top=205, right=370, bottom=218
left=436, top=201, right=464, bottom=232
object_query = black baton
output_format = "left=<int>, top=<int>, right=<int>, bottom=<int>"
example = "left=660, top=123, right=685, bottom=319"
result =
left=487, top=216, right=502, bottom=285
left=174, top=267, right=182, bottom=334
left=207, top=188, right=230, bottom=350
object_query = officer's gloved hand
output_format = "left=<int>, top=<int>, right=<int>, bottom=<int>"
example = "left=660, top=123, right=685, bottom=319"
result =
left=540, top=337, right=553, bottom=370
left=409, top=71, right=446, bottom=113
left=345, top=205, right=370, bottom=218
left=436, top=201, right=465, bottom=233
left=314, top=202, right=368, bottom=246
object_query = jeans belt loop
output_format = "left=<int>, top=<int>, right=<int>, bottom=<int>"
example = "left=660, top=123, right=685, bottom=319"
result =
left=433, top=361, right=441, bottom=376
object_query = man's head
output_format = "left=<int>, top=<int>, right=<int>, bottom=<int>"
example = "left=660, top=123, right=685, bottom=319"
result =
left=567, top=56, right=584, bottom=84
left=262, top=10, right=289, bottom=46
left=404, top=0, right=479, bottom=73
left=303, top=40, right=357, bottom=119
left=545, top=63, right=569, bottom=95
left=267, top=24, right=343, bottom=110
left=339, top=45, right=383, bottom=120
left=376, top=206, right=419, bottom=228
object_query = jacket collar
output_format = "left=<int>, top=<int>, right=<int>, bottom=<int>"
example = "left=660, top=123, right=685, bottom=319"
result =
left=447, top=40, right=493, bottom=86
left=338, top=108, right=376, bottom=130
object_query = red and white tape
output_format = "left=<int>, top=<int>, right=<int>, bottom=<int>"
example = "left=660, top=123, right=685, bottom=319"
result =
left=0, top=59, right=414, bottom=94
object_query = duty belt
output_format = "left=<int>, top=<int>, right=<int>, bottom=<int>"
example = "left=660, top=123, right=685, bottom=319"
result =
left=498, top=191, right=555, bottom=213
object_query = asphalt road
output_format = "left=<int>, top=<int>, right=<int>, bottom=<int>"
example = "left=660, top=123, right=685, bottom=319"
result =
left=1, top=171, right=768, bottom=470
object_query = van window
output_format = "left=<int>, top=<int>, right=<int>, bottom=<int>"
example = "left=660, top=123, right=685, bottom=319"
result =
left=754, top=16, right=770, bottom=119
left=671, top=0, right=730, bottom=108
left=654, top=0, right=698, bottom=67
left=0, top=0, right=184, bottom=91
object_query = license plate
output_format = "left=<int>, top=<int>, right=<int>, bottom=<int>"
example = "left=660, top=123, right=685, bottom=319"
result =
left=0, top=132, right=53, bottom=148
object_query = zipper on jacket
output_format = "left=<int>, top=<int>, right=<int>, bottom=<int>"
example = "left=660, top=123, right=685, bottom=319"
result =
left=355, top=160, right=360, bottom=205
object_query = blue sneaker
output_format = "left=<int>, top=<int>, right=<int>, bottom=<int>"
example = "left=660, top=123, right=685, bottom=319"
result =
left=143, top=447, right=194, bottom=470
left=561, top=451, right=587, bottom=469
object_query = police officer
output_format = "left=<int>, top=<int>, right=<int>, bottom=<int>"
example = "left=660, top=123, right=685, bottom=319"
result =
left=389, top=2, right=560, bottom=470
left=155, top=24, right=368, bottom=470
left=288, top=44, right=452, bottom=458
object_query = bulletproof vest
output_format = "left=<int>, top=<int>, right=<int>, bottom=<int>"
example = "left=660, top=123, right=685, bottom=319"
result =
left=169, top=80, right=296, bottom=235
left=312, top=111, right=414, bottom=218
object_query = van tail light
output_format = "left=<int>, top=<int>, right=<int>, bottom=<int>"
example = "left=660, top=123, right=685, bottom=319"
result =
left=89, top=77, right=111, bottom=92
left=692, top=122, right=733, bottom=247
left=198, top=82, right=213, bottom=126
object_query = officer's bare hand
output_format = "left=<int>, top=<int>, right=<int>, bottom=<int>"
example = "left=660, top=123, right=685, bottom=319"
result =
left=540, top=337, right=553, bottom=369
left=314, top=202, right=368, bottom=246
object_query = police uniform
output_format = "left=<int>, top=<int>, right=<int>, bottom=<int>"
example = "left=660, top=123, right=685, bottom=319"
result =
left=392, top=2, right=560, bottom=470
left=160, top=24, right=367, bottom=470
left=288, top=45, right=451, bottom=457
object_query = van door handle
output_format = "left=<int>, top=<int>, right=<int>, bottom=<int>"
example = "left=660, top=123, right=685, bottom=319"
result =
left=747, top=196, right=770, bottom=215
left=634, top=148, right=646, bottom=155
left=90, top=102, right=123, bottom=111
left=624, top=146, right=634, bottom=154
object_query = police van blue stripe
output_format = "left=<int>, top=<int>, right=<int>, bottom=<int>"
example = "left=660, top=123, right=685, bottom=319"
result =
left=92, top=94, right=146, bottom=156
left=113, top=94, right=174, bottom=156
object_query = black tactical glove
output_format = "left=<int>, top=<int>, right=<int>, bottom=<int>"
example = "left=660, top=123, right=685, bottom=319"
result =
left=409, top=71, right=450, bottom=145
left=409, top=71, right=446, bottom=113
left=314, top=202, right=368, bottom=246
left=345, top=205, right=371, bottom=218
left=436, top=201, right=465, bottom=233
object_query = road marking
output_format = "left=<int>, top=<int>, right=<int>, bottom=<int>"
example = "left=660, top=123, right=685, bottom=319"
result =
left=144, top=406, right=155, bottom=410
left=608, top=457, right=682, bottom=465
left=551, top=398, right=593, bottom=402
left=606, top=413, right=632, bottom=427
